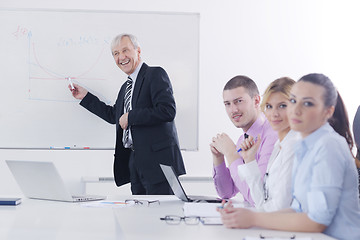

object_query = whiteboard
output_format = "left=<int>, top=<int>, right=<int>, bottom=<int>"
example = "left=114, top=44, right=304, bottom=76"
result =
left=0, top=8, right=199, bottom=150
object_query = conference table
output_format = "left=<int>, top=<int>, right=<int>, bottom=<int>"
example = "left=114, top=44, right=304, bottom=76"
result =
left=0, top=195, right=335, bottom=240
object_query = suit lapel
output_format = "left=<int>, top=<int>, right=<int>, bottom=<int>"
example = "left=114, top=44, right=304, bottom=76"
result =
left=118, top=85, right=126, bottom=115
left=132, top=63, right=148, bottom=108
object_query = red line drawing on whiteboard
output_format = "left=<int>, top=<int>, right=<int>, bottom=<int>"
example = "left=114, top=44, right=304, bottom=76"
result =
left=30, top=42, right=107, bottom=81
left=31, top=43, right=62, bottom=80
left=27, top=34, right=112, bottom=103
left=73, top=46, right=106, bottom=80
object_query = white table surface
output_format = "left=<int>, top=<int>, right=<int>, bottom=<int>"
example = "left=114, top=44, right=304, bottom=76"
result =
left=0, top=195, right=336, bottom=240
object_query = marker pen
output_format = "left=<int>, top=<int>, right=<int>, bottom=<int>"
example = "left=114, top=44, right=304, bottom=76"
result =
left=67, top=77, right=75, bottom=90
left=237, top=136, right=258, bottom=152
left=217, top=200, right=229, bottom=209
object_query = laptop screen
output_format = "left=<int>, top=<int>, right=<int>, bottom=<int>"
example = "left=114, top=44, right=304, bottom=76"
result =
left=6, top=160, right=74, bottom=201
left=160, top=164, right=189, bottom=202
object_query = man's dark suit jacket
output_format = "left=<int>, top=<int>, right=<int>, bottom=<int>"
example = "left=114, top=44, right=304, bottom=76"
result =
left=80, top=63, right=186, bottom=186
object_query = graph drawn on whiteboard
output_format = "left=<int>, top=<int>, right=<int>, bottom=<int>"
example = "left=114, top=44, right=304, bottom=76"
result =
left=26, top=30, right=115, bottom=104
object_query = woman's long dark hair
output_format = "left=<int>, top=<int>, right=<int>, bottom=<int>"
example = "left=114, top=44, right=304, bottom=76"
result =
left=299, top=73, right=354, bottom=152
left=328, top=93, right=354, bottom=151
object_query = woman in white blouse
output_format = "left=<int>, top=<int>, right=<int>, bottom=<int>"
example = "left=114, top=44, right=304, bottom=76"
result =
left=237, top=77, right=300, bottom=211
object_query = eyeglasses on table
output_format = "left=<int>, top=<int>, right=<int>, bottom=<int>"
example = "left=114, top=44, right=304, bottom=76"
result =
left=124, top=199, right=160, bottom=206
left=259, top=234, right=296, bottom=239
left=160, top=215, right=201, bottom=225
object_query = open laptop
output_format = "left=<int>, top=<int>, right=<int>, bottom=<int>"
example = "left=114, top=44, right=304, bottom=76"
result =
left=6, top=160, right=106, bottom=202
left=160, top=164, right=222, bottom=203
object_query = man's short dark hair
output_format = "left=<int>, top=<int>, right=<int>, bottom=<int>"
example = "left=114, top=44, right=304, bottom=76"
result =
left=223, top=75, right=259, bottom=98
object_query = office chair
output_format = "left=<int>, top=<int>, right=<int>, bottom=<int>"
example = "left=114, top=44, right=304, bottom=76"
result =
left=353, top=106, right=360, bottom=150
left=354, top=106, right=360, bottom=156
left=353, top=106, right=360, bottom=197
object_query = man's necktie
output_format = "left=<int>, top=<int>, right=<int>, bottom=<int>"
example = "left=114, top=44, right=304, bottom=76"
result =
left=122, top=76, right=133, bottom=147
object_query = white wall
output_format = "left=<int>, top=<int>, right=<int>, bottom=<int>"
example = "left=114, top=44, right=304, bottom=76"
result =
left=1, top=0, right=360, bottom=196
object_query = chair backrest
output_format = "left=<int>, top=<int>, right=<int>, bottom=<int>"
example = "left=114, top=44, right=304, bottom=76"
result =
left=354, top=106, right=360, bottom=158
left=354, top=106, right=360, bottom=198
